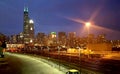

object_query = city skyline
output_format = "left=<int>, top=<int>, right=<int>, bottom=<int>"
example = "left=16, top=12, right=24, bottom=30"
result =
left=0, top=0, right=120, bottom=40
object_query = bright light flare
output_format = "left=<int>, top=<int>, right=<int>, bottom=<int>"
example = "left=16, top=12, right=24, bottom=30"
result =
left=63, top=16, right=85, bottom=24
left=85, top=22, right=91, bottom=27
left=62, top=15, right=119, bottom=35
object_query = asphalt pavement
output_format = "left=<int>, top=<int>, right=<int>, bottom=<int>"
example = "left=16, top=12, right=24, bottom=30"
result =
left=0, top=52, right=65, bottom=74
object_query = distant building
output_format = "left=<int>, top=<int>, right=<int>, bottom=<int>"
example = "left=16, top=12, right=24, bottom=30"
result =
left=50, top=32, right=57, bottom=38
left=10, top=35, right=17, bottom=43
left=36, top=32, right=45, bottom=46
left=87, top=43, right=112, bottom=51
left=68, top=32, right=76, bottom=39
left=23, top=7, right=34, bottom=44
left=19, top=32, right=24, bottom=43
left=43, top=35, right=49, bottom=46
left=110, top=40, right=120, bottom=48
left=58, top=32, right=67, bottom=46
left=67, top=32, right=76, bottom=47
left=48, top=32, right=57, bottom=46
left=87, top=34, right=95, bottom=43
left=97, top=34, right=106, bottom=43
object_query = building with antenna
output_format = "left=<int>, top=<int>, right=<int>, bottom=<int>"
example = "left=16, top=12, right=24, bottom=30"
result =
left=23, top=7, right=34, bottom=44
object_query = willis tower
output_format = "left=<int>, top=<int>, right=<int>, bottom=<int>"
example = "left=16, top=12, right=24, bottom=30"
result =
left=23, top=7, right=34, bottom=44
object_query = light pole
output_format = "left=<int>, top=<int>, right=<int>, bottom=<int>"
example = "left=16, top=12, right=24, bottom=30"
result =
left=58, top=46, right=60, bottom=70
left=85, top=22, right=91, bottom=48
left=78, top=47, right=81, bottom=74
left=85, top=22, right=91, bottom=35
left=47, top=46, right=50, bottom=60
left=85, top=22, right=91, bottom=58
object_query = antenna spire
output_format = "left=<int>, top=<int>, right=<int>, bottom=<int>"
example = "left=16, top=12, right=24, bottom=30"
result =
left=24, top=6, right=28, bottom=12
left=24, top=1, right=28, bottom=12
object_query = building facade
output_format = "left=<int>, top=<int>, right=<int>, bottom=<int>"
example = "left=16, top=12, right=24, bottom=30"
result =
left=58, top=32, right=67, bottom=46
left=48, top=32, right=57, bottom=46
left=36, top=32, right=46, bottom=46
left=67, top=32, right=76, bottom=47
left=23, top=7, right=34, bottom=44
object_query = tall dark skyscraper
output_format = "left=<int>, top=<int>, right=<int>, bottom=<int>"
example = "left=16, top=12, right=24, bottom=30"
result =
left=23, top=7, right=34, bottom=44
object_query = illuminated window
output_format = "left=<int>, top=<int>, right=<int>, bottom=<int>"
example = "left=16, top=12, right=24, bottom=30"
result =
left=29, top=19, right=34, bottom=23
left=30, top=39, right=33, bottom=43
left=30, top=27, right=33, bottom=30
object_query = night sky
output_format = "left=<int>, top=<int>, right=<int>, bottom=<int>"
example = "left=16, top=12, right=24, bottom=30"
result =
left=0, top=0, right=120, bottom=40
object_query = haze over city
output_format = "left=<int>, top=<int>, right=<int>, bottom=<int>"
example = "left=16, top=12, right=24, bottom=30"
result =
left=0, top=0, right=120, bottom=39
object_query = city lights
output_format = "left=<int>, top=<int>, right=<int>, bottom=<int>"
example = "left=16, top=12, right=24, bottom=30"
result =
left=30, top=39, right=33, bottom=43
left=29, top=19, right=34, bottom=23
left=30, top=27, right=33, bottom=30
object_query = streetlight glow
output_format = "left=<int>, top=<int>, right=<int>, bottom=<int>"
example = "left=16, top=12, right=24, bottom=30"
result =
left=85, top=22, right=91, bottom=27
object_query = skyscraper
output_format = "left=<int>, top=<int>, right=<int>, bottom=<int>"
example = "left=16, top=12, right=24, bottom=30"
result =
left=68, top=32, right=76, bottom=47
left=36, top=32, right=45, bottom=44
left=23, top=7, right=34, bottom=44
left=58, top=32, right=66, bottom=46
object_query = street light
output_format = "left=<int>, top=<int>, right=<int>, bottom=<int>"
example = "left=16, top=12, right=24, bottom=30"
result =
left=85, top=22, right=91, bottom=27
left=85, top=22, right=91, bottom=35
left=85, top=22, right=91, bottom=58
left=78, top=47, right=81, bottom=74
left=85, top=22, right=91, bottom=44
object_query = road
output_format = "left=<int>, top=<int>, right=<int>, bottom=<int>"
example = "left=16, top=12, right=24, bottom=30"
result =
left=0, top=52, right=65, bottom=74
